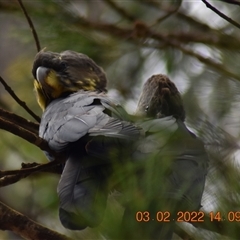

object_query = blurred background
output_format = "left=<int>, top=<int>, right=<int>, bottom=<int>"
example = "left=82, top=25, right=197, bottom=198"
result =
left=1, top=0, right=240, bottom=239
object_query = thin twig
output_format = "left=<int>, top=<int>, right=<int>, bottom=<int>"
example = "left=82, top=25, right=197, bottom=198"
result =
left=150, top=0, right=182, bottom=26
left=0, top=116, right=48, bottom=151
left=159, top=31, right=240, bottom=50
left=103, top=0, right=136, bottom=22
left=202, top=0, right=240, bottom=29
left=176, top=11, right=216, bottom=33
left=0, top=157, right=65, bottom=178
left=0, top=115, right=64, bottom=177
left=0, top=163, right=62, bottom=187
left=0, top=175, right=28, bottom=188
left=17, top=0, right=41, bottom=52
left=74, top=18, right=240, bottom=81
left=221, top=0, right=240, bottom=6
left=0, top=76, right=41, bottom=122
left=149, top=31, right=240, bottom=81
left=135, top=0, right=160, bottom=8
left=0, top=107, right=39, bottom=134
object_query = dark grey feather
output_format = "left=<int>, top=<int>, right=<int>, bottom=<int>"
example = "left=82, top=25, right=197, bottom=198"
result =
left=57, top=153, right=108, bottom=229
left=40, top=91, right=141, bottom=152
left=39, top=90, right=141, bottom=230
left=119, top=75, right=209, bottom=240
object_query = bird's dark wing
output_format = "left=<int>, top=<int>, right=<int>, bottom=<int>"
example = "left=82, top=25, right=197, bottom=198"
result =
left=39, top=90, right=141, bottom=229
left=57, top=151, right=110, bottom=230
left=40, top=91, right=140, bottom=152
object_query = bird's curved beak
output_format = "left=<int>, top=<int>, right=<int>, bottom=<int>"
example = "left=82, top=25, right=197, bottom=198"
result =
left=34, top=66, right=53, bottom=109
left=36, top=66, right=50, bottom=85
left=36, top=66, right=61, bottom=98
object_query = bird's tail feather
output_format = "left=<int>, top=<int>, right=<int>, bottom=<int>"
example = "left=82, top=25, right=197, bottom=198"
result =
left=57, top=153, right=108, bottom=230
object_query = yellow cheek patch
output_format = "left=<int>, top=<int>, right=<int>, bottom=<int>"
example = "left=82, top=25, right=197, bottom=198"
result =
left=45, top=70, right=65, bottom=98
left=34, top=70, right=101, bottom=110
left=45, top=71, right=81, bottom=97
left=34, top=80, right=47, bottom=110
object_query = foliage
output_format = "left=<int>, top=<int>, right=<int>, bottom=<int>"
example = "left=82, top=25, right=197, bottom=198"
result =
left=1, top=0, right=240, bottom=239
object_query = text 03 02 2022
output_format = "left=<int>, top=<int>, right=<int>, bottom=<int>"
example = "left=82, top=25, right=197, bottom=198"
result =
left=135, top=211, right=204, bottom=222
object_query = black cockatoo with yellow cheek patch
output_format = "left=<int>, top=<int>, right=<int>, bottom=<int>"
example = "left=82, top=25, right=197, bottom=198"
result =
left=32, top=50, right=142, bottom=230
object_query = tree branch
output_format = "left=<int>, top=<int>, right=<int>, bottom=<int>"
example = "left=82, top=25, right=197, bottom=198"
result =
left=0, top=174, right=28, bottom=188
left=161, top=31, right=240, bottom=50
left=73, top=18, right=240, bottom=81
left=103, top=0, right=136, bottom=22
left=0, top=107, right=39, bottom=134
left=0, top=116, right=48, bottom=152
left=220, top=0, right=240, bottom=6
left=149, top=32, right=240, bottom=80
left=0, top=162, right=62, bottom=188
left=0, top=108, right=64, bottom=187
left=0, top=201, right=72, bottom=240
left=202, top=0, right=240, bottom=29
left=17, top=0, right=41, bottom=52
left=176, top=10, right=216, bottom=32
left=0, top=159, right=65, bottom=178
left=0, top=76, right=41, bottom=122
left=151, top=0, right=182, bottom=26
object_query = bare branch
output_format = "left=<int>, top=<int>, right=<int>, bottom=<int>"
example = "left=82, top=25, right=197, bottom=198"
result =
left=135, top=0, right=160, bottom=8
left=0, top=201, right=72, bottom=240
left=151, top=0, right=182, bottom=26
left=161, top=31, right=240, bottom=50
left=0, top=76, right=41, bottom=122
left=21, top=162, right=62, bottom=174
left=17, top=0, right=41, bottom=52
left=0, top=156, right=65, bottom=178
left=176, top=11, right=216, bottom=32
left=220, top=0, right=240, bottom=6
left=0, top=156, right=64, bottom=187
left=149, top=32, right=240, bottom=81
left=202, top=0, right=240, bottom=29
left=103, top=0, right=136, bottom=22
left=0, top=107, right=39, bottom=134
left=0, top=108, right=58, bottom=187
left=0, top=162, right=62, bottom=188
left=73, top=18, right=240, bottom=81
left=0, top=116, right=48, bottom=151
left=0, top=174, right=28, bottom=188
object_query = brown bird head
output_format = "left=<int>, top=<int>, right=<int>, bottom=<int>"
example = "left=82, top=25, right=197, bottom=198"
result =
left=32, top=50, right=107, bottom=110
left=136, top=74, right=185, bottom=121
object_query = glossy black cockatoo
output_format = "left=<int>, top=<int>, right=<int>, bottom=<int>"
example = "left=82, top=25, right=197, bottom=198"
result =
left=119, top=74, right=209, bottom=239
left=32, top=50, right=142, bottom=230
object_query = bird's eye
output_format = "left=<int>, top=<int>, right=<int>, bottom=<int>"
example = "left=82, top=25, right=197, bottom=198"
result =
left=60, top=62, right=67, bottom=69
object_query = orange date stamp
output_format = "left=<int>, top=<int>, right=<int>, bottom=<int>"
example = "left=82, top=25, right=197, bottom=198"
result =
left=135, top=211, right=204, bottom=222
left=135, top=211, right=240, bottom=222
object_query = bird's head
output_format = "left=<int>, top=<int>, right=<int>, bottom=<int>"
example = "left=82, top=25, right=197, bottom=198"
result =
left=32, top=50, right=107, bottom=110
left=136, top=74, right=185, bottom=121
